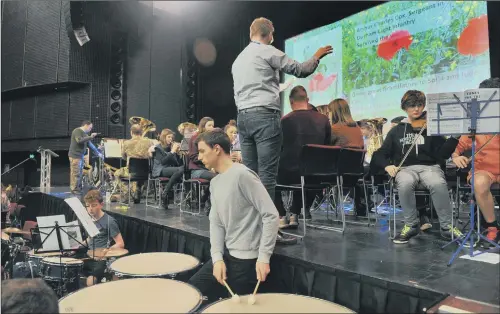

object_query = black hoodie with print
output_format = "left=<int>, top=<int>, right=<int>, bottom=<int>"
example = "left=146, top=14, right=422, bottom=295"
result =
left=371, top=119, right=459, bottom=171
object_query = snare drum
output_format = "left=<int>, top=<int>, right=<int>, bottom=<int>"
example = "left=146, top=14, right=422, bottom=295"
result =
left=110, top=252, right=199, bottom=280
left=201, top=293, right=355, bottom=313
left=26, top=250, right=61, bottom=277
left=40, top=257, right=83, bottom=297
left=59, top=278, right=202, bottom=313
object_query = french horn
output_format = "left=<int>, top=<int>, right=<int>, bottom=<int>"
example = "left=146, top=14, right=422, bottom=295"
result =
left=129, top=116, right=156, bottom=137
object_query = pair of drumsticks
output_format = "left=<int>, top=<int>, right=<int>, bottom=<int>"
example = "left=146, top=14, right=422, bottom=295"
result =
left=223, top=279, right=261, bottom=305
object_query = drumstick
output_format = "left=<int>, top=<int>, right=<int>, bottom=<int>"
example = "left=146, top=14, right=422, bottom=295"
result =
left=223, top=280, right=240, bottom=303
left=248, top=280, right=261, bottom=305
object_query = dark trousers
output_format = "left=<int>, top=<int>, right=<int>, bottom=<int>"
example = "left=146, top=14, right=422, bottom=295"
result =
left=237, top=107, right=282, bottom=202
left=188, top=254, right=258, bottom=304
left=159, top=166, right=183, bottom=195
left=274, top=169, right=317, bottom=217
left=191, top=169, right=216, bottom=204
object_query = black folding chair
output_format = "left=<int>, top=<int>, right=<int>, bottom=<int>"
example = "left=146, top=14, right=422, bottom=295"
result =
left=119, top=158, right=149, bottom=205
left=180, top=154, right=210, bottom=215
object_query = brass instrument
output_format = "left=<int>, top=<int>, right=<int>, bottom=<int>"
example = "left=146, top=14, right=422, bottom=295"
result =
left=129, top=116, right=156, bottom=137
left=364, top=118, right=387, bottom=158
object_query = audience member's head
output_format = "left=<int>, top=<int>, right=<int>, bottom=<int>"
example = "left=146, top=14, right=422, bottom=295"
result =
left=479, top=77, right=500, bottom=89
left=224, top=120, right=238, bottom=142
left=159, top=128, right=175, bottom=147
left=1, top=279, right=59, bottom=314
left=81, top=120, right=93, bottom=133
left=250, top=17, right=274, bottom=45
left=196, top=129, right=231, bottom=169
left=130, top=124, right=142, bottom=137
left=84, top=189, right=104, bottom=219
left=328, top=98, right=356, bottom=126
left=400, top=90, right=426, bottom=121
left=289, top=86, right=309, bottom=110
left=198, top=117, right=215, bottom=134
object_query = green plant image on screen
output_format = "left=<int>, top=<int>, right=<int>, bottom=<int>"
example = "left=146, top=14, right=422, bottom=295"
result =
left=282, top=1, right=490, bottom=122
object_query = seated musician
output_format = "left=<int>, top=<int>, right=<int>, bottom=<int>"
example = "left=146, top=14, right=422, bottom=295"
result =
left=451, top=77, right=500, bottom=247
left=275, top=86, right=331, bottom=228
left=188, top=117, right=217, bottom=213
left=328, top=98, right=364, bottom=148
left=178, top=122, right=198, bottom=151
left=82, top=190, right=124, bottom=286
left=372, top=90, right=461, bottom=244
left=115, top=124, right=154, bottom=204
left=188, top=129, right=279, bottom=303
left=224, top=120, right=242, bottom=163
left=152, top=128, right=183, bottom=209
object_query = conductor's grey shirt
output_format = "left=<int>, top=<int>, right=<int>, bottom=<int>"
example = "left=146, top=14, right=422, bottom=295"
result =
left=232, top=42, right=319, bottom=111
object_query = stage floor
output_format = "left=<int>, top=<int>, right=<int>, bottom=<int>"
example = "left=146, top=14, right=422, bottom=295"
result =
left=43, top=187, right=499, bottom=306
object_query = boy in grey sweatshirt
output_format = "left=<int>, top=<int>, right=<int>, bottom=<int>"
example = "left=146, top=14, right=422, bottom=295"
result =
left=188, top=129, right=279, bottom=303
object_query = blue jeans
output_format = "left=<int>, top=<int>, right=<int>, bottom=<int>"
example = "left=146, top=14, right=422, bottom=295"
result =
left=237, top=107, right=282, bottom=202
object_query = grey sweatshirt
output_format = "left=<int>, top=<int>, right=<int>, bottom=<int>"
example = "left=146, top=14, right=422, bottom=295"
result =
left=209, top=163, right=279, bottom=264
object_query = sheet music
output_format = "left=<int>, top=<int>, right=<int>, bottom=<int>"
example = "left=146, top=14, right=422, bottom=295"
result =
left=36, top=215, right=71, bottom=251
left=103, top=139, right=122, bottom=158
left=61, top=220, right=84, bottom=248
left=427, top=88, right=500, bottom=135
left=464, top=88, right=500, bottom=134
left=426, top=92, right=465, bottom=135
left=64, top=197, right=100, bottom=237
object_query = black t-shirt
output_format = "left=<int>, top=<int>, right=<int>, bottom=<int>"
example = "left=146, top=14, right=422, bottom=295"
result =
left=69, top=128, right=91, bottom=158
left=280, top=110, right=332, bottom=172
left=88, top=213, right=120, bottom=250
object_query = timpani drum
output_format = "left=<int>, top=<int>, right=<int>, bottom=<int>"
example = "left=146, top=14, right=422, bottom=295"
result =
left=110, top=252, right=200, bottom=280
left=201, top=293, right=355, bottom=313
left=59, top=278, right=203, bottom=313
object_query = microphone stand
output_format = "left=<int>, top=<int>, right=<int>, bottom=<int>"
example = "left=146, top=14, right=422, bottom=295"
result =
left=1, top=157, right=34, bottom=176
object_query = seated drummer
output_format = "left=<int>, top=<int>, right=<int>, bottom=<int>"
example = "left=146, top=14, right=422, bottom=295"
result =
left=371, top=90, right=461, bottom=244
left=451, top=77, right=500, bottom=248
left=82, top=189, right=124, bottom=286
left=188, top=129, right=279, bottom=303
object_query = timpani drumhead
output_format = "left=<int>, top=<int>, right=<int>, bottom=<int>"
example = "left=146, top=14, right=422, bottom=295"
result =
left=110, top=252, right=200, bottom=277
left=201, top=293, right=355, bottom=313
left=59, top=278, right=202, bottom=313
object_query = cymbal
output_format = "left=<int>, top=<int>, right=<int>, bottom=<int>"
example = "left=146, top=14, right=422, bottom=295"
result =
left=1, top=232, right=10, bottom=241
left=87, top=247, right=128, bottom=258
left=2, top=227, right=29, bottom=235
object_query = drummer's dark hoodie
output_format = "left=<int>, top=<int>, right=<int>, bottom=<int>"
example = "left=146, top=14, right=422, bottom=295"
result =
left=372, top=118, right=459, bottom=170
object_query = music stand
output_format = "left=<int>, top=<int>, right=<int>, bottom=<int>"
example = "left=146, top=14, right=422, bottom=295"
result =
left=428, top=89, right=500, bottom=266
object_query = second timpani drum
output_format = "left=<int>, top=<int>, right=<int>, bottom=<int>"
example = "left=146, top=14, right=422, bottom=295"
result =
left=59, top=278, right=202, bottom=313
left=110, top=252, right=200, bottom=280
left=201, top=293, right=355, bottom=313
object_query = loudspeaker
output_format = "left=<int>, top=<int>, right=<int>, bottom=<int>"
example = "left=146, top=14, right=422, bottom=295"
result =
left=66, top=2, right=90, bottom=46
left=185, top=58, right=198, bottom=123
left=108, top=32, right=127, bottom=127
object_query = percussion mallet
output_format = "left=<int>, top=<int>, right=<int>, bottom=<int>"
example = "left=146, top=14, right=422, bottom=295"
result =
left=223, top=280, right=240, bottom=303
left=248, top=280, right=261, bottom=305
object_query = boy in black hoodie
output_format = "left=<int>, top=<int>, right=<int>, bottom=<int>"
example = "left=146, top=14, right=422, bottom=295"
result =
left=372, top=90, right=460, bottom=244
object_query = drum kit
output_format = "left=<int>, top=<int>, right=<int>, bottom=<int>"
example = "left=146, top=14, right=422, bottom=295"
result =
left=1, top=225, right=132, bottom=298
